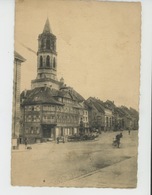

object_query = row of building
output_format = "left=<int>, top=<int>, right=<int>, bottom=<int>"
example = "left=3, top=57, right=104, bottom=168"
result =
left=13, top=18, right=139, bottom=144
left=19, top=88, right=138, bottom=143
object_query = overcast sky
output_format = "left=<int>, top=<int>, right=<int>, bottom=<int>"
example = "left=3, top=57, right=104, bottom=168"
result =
left=15, top=0, right=141, bottom=110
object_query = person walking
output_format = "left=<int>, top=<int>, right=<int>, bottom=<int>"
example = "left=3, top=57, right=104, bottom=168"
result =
left=57, top=136, right=59, bottom=144
left=24, top=138, right=28, bottom=149
left=128, top=130, right=130, bottom=135
left=115, top=133, right=123, bottom=148
left=62, top=136, right=65, bottom=143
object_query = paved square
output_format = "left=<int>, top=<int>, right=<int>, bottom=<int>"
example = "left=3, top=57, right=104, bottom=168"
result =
left=11, top=130, right=138, bottom=188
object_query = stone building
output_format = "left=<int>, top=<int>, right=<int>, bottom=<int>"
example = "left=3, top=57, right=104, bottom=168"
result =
left=20, top=19, right=85, bottom=143
left=103, top=101, right=139, bottom=131
left=119, top=106, right=139, bottom=130
left=78, top=101, right=89, bottom=134
left=129, top=107, right=139, bottom=130
left=12, top=51, right=25, bottom=139
left=86, top=97, right=113, bottom=131
left=114, top=107, right=126, bottom=130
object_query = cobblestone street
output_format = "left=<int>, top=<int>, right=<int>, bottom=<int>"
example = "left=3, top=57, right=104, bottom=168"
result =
left=11, top=130, right=138, bottom=188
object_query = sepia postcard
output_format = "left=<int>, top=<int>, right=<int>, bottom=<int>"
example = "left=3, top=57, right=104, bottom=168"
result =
left=11, top=0, right=141, bottom=188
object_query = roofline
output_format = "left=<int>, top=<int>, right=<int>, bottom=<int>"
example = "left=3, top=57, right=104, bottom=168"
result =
left=21, top=102, right=64, bottom=106
left=14, top=51, right=26, bottom=62
left=31, top=78, right=62, bottom=85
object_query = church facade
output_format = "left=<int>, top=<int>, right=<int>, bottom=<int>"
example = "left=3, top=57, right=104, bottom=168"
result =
left=20, top=19, right=88, bottom=143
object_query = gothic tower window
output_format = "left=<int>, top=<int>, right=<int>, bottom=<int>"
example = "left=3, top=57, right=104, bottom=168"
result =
left=53, top=57, right=56, bottom=69
left=46, top=39, right=50, bottom=49
left=46, top=55, right=50, bottom=67
left=50, top=58, right=53, bottom=68
left=40, top=56, right=43, bottom=67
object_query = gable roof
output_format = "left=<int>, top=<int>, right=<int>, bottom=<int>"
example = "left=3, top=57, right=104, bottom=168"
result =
left=86, top=97, right=105, bottom=113
left=21, top=86, right=85, bottom=106
left=21, top=87, right=63, bottom=105
left=58, top=86, right=85, bottom=102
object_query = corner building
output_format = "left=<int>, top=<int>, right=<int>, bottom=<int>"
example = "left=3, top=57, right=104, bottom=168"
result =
left=21, top=19, right=85, bottom=143
left=13, top=52, right=26, bottom=139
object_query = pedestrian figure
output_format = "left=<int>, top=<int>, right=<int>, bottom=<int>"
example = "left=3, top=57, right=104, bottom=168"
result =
left=24, top=138, right=28, bottom=149
left=57, top=136, right=59, bottom=144
left=62, top=136, right=65, bottom=143
left=128, top=130, right=130, bottom=135
left=115, top=133, right=123, bottom=148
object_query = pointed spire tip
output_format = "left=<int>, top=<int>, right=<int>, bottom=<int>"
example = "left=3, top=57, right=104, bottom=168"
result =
left=43, top=18, right=52, bottom=33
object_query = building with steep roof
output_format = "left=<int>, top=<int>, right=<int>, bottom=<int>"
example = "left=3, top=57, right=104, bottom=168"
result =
left=20, top=19, right=86, bottom=143
left=86, top=97, right=113, bottom=131
left=119, top=106, right=139, bottom=130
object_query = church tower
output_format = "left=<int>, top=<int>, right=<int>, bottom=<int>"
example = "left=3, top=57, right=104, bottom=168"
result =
left=31, top=18, right=61, bottom=90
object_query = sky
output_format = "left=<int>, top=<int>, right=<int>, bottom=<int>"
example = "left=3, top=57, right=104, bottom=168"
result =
left=15, top=0, right=141, bottom=110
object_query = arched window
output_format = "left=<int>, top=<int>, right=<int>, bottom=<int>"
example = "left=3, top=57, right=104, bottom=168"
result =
left=46, top=39, right=50, bottom=49
left=40, top=56, right=43, bottom=67
left=46, top=56, right=50, bottom=67
left=53, top=57, right=56, bottom=69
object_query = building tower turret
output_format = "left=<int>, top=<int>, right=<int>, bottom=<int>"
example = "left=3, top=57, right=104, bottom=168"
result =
left=31, top=18, right=60, bottom=90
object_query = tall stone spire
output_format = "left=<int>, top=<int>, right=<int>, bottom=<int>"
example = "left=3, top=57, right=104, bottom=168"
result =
left=31, top=18, right=59, bottom=90
left=43, top=18, right=52, bottom=33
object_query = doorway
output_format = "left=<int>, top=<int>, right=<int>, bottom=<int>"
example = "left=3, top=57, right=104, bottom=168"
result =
left=42, top=124, right=55, bottom=139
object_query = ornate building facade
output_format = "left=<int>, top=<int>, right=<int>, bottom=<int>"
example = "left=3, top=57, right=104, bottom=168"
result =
left=20, top=19, right=139, bottom=143
left=20, top=19, right=85, bottom=143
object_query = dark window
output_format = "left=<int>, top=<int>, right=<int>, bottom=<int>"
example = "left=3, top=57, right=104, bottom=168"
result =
left=41, top=39, right=45, bottom=49
left=52, top=41, right=55, bottom=50
left=40, top=56, right=43, bottom=67
left=46, top=39, right=50, bottom=49
left=53, top=58, right=56, bottom=69
left=46, top=55, right=50, bottom=67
